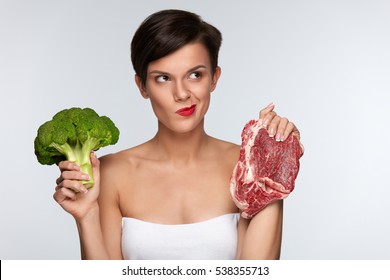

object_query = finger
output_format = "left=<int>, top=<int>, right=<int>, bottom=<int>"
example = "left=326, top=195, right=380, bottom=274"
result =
left=282, top=122, right=301, bottom=141
left=58, top=161, right=80, bottom=172
left=290, top=122, right=301, bottom=141
left=261, top=111, right=277, bottom=128
left=279, top=122, right=294, bottom=141
left=58, top=179, right=88, bottom=194
left=55, top=176, right=63, bottom=186
left=259, top=102, right=275, bottom=123
left=55, top=170, right=90, bottom=185
left=267, top=115, right=282, bottom=138
left=275, top=117, right=289, bottom=141
left=53, top=186, right=78, bottom=203
left=61, top=170, right=90, bottom=181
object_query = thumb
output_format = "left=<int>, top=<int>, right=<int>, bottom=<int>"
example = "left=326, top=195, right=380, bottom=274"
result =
left=90, top=151, right=100, bottom=188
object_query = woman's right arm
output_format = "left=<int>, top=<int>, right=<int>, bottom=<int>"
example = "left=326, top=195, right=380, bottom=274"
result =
left=53, top=152, right=122, bottom=259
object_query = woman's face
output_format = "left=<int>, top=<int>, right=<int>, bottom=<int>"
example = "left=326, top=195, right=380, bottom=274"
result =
left=136, top=42, right=221, bottom=134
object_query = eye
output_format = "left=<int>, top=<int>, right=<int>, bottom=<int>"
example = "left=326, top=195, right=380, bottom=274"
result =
left=155, top=75, right=170, bottom=83
left=189, top=72, right=201, bottom=80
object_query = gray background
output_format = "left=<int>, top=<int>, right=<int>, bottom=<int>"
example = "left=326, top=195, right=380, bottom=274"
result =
left=1, top=0, right=389, bottom=259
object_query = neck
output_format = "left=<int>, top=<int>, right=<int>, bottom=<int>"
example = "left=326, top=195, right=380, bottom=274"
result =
left=151, top=119, right=209, bottom=163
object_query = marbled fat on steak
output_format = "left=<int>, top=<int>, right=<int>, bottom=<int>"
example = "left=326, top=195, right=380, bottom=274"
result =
left=230, top=119, right=304, bottom=219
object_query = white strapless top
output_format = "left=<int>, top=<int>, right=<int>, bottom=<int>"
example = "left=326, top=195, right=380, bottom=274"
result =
left=121, top=213, right=240, bottom=260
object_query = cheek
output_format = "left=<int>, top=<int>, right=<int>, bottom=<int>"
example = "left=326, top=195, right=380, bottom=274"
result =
left=145, top=92, right=169, bottom=119
left=190, top=83, right=211, bottom=115
left=146, top=85, right=168, bottom=106
left=188, top=80, right=213, bottom=98
left=149, top=95, right=170, bottom=113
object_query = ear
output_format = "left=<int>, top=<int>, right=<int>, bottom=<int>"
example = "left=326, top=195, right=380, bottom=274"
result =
left=210, top=66, right=221, bottom=92
left=135, top=74, right=149, bottom=99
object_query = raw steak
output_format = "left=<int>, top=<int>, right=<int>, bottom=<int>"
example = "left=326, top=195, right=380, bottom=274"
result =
left=230, top=119, right=304, bottom=219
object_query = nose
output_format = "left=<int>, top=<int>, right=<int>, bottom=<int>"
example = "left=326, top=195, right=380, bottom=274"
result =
left=173, top=80, right=191, bottom=102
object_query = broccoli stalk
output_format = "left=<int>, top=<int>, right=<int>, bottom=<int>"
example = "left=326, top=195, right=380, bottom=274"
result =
left=50, top=138, right=99, bottom=188
left=34, top=107, right=120, bottom=189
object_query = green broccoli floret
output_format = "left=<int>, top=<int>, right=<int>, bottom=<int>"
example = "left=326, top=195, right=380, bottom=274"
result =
left=34, top=107, right=120, bottom=188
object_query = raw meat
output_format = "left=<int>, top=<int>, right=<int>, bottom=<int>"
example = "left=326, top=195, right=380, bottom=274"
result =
left=230, top=119, right=304, bottom=219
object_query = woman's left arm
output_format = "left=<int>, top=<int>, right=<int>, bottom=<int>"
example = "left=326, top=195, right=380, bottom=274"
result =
left=237, top=103, right=300, bottom=259
left=238, top=200, right=283, bottom=259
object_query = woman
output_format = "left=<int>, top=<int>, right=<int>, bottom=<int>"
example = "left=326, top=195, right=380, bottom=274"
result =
left=53, top=9, right=300, bottom=260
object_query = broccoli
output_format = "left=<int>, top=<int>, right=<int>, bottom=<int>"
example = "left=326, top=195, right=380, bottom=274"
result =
left=34, top=107, right=120, bottom=188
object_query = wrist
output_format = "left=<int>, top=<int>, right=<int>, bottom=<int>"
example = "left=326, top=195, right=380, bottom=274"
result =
left=73, top=203, right=108, bottom=260
left=75, top=202, right=100, bottom=226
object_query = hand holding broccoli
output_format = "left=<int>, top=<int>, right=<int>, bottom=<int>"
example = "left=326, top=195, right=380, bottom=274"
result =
left=34, top=107, right=120, bottom=189
left=53, top=151, right=101, bottom=219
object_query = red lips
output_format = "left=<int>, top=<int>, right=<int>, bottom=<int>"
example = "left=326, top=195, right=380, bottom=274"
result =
left=175, top=104, right=196, bottom=116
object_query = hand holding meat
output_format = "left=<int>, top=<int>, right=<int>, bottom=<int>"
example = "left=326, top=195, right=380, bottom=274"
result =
left=259, top=102, right=300, bottom=141
left=230, top=104, right=304, bottom=219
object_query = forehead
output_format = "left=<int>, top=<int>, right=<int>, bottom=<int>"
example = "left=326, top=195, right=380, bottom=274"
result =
left=147, top=43, right=211, bottom=73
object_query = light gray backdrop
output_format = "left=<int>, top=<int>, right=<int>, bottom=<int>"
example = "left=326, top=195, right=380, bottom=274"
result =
left=1, top=0, right=389, bottom=259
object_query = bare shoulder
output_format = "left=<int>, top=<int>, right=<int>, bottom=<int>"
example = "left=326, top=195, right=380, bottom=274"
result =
left=99, top=149, right=134, bottom=169
left=99, top=145, right=146, bottom=173
left=97, top=144, right=151, bottom=190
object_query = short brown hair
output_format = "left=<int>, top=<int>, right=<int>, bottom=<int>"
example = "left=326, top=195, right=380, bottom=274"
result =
left=131, top=9, right=222, bottom=86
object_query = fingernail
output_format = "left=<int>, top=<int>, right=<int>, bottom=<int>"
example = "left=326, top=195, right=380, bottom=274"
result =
left=81, top=187, right=88, bottom=194
left=276, top=133, right=281, bottom=142
left=81, top=174, right=90, bottom=180
left=267, top=102, right=275, bottom=108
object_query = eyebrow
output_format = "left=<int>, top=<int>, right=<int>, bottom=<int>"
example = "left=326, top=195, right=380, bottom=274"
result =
left=148, top=65, right=207, bottom=76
